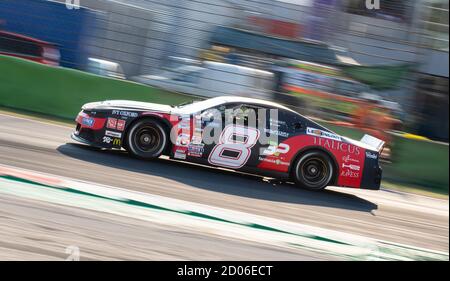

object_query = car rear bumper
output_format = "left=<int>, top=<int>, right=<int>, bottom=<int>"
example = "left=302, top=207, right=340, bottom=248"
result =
left=361, top=165, right=382, bottom=190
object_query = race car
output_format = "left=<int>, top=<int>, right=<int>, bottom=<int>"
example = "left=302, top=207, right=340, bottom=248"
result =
left=71, top=96, right=384, bottom=191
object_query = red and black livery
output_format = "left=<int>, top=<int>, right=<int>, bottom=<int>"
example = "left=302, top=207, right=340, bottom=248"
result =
left=72, top=96, right=384, bottom=191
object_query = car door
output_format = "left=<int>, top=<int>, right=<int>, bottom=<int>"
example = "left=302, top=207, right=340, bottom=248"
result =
left=179, top=103, right=228, bottom=165
left=254, top=107, right=304, bottom=173
left=203, top=103, right=265, bottom=170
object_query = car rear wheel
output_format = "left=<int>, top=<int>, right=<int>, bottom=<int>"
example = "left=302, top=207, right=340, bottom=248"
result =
left=293, top=150, right=334, bottom=191
left=127, top=119, right=167, bottom=159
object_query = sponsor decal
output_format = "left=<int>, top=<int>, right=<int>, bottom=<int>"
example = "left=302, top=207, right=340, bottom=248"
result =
left=191, top=135, right=203, bottom=145
left=116, top=119, right=126, bottom=131
left=263, top=128, right=289, bottom=138
left=81, top=117, right=95, bottom=127
left=102, top=136, right=121, bottom=146
left=180, top=115, right=190, bottom=122
left=174, top=149, right=186, bottom=160
left=178, top=116, right=191, bottom=132
left=307, top=127, right=341, bottom=141
left=105, top=130, right=122, bottom=138
left=107, top=118, right=117, bottom=129
left=179, top=123, right=190, bottom=129
left=258, top=156, right=289, bottom=166
left=340, top=169, right=359, bottom=178
left=77, top=114, right=105, bottom=130
left=314, top=137, right=361, bottom=155
left=262, top=143, right=290, bottom=156
left=176, top=134, right=190, bottom=146
left=112, top=110, right=138, bottom=118
left=269, top=118, right=286, bottom=128
left=366, top=151, right=378, bottom=160
left=342, top=163, right=360, bottom=171
left=102, top=136, right=112, bottom=144
left=187, top=143, right=204, bottom=157
left=342, top=155, right=360, bottom=163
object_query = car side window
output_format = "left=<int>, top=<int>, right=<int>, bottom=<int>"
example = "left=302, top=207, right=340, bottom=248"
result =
left=227, top=104, right=262, bottom=128
left=265, top=108, right=286, bottom=133
left=200, top=105, right=225, bottom=124
left=268, top=109, right=304, bottom=135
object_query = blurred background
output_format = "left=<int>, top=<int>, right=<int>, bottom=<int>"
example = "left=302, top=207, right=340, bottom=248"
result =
left=0, top=0, right=448, bottom=192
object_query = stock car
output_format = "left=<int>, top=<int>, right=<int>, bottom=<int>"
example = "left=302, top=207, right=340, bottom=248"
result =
left=71, top=96, right=384, bottom=191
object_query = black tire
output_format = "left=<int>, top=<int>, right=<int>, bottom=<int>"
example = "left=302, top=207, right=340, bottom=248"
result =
left=126, top=119, right=167, bottom=159
left=292, top=150, right=334, bottom=191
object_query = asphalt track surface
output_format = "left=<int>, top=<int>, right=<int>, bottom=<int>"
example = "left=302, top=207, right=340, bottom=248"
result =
left=0, top=113, right=448, bottom=260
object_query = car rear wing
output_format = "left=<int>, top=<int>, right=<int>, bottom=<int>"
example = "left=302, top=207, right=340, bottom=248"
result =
left=360, top=134, right=385, bottom=153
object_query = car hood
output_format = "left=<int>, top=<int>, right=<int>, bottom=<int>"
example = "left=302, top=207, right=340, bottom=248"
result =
left=82, top=100, right=173, bottom=113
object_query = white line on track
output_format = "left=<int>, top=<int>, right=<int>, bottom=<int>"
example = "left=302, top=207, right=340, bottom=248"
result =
left=0, top=164, right=448, bottom=261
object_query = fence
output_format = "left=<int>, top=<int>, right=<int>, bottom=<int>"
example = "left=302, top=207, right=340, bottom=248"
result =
left=0, top=0, right=448, bottom=140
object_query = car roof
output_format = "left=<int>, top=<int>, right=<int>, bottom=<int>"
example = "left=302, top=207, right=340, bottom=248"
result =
left=210, top=96, right=295, bottom=112
left=215, top=96, right=335, bottom=131
left=176, top=96, right=335, bottom=132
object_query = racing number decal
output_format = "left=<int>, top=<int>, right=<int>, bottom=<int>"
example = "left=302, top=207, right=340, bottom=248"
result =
left=208, top=125, right=260, bottom=169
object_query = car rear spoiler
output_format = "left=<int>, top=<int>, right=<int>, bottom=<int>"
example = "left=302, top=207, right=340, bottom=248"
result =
left=360, top=134, right=385, bottom=153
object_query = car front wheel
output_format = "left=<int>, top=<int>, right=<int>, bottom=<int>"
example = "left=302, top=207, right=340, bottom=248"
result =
left=126, top=119, right=167, bottom=159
